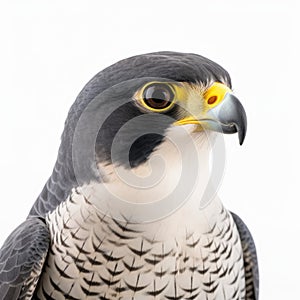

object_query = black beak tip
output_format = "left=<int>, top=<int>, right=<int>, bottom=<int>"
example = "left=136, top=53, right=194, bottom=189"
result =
left=239, top=133, right=245, bottom=145
left=231, top=94, right=247, bottom=146
left=237, top=122, right=247, bottom=145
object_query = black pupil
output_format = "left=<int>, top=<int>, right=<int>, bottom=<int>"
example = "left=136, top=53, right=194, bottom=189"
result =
left=143, top=84, right=173, bottom=109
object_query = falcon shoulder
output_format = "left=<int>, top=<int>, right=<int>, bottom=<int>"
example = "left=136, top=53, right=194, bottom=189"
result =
left=231, top=211, right=259, bottom=300
left=0, top=217, right=50, bottom=300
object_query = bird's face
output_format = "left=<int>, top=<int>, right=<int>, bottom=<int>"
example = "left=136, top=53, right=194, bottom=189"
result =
left=133, top=80, right=247, bottom=143
left=91, top=78, right=246, bottom=171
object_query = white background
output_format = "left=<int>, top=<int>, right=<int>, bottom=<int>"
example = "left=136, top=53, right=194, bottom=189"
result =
left=0, top=1, right=299, bottom=299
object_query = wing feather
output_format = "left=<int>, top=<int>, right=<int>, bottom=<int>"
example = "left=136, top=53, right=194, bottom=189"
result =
left=231, top=212, right=259, bottom=300
left=0, top=217, right=50, bottom=300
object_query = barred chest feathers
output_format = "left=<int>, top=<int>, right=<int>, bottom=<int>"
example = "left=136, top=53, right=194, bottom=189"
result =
left=35, top=185, right=246, bottom=300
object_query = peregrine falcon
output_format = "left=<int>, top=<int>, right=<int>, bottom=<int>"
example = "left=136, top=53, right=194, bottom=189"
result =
left=0, top=52, right=259, bottom=299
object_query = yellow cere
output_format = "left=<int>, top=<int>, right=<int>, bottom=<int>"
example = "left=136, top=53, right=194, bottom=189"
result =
left=203, top=82, right=232, bottom=109
left=174, top=82, right=232, bottom=126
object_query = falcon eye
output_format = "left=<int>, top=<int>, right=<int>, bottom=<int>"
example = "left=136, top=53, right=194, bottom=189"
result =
left=142, top=83, right=174, bottom=112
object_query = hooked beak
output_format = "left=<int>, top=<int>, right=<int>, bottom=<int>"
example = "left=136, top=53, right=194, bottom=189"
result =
left=175, top=83, right=247, bottom=145
left=204, top=92, right=247, bottom=145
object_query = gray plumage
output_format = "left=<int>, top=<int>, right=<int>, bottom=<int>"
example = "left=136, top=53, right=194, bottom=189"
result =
left=231, top=213, right=259, bottom=299
left=0, top=51, right=259, bottom=299
left=0, top=218, right=49, bottom=299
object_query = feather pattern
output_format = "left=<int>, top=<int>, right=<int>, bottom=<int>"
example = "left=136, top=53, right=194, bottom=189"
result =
left=0, top=218, right=50, bottom=300
left=231, top=212, right=259, bottom=300
left=35, top=187, right=246, bottom=299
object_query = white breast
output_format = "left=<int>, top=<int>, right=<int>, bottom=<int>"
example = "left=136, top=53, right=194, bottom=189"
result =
left=36, top=126, right=245, bottom=299
left=36, top=187, right=245, bottom=300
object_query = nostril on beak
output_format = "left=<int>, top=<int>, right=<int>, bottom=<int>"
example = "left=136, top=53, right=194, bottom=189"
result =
left=207, top=95, right=218, bottom=105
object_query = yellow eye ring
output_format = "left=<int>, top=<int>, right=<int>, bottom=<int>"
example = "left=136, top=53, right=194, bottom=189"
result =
left=138, top=82, right=176, bottom=112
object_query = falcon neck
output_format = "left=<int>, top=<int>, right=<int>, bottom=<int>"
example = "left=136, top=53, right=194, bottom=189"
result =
left=83, top=127, right=224, bottom=231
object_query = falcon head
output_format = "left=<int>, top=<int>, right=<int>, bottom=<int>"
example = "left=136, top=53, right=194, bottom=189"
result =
left=66, top=51, right=246, bottom=175
left=57, top=51, right=247, bottom=217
